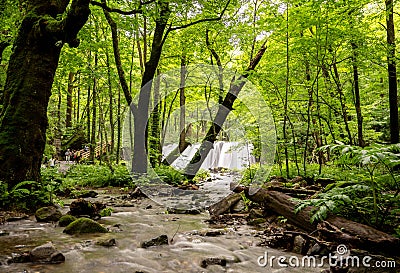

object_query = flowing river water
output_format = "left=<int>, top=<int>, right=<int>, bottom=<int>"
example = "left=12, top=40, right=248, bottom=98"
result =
left=0, top=174, right=328, bottom=273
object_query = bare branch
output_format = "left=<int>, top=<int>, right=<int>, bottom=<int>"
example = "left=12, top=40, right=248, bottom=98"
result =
left=90, top=0, right=144, bottom=15
left=169, top=0, right=231, bottom=31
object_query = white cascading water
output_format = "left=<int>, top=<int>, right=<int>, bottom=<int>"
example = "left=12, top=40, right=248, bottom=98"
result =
left=162, top=141, right=255, bottom=171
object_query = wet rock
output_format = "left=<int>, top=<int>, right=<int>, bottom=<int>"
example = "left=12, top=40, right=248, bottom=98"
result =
left=96, top=238, right=116, bottom=247
left=200, top=257, right=227, bottom=268
left=0, top=230, right=9, bottom=236
left=141, top=234, right=168, bottom=248
left=35, top=206, right=62, bottom=222
left=58, top=215, right=77, bottom=227
left=69, top=198, right=106, bottom=219
left=307, top=243, right=329, bottom=256
left=6, top=214, right=29, bottom=222
left=7, top=252, right=30, bottom=264
left=63, top=217, right=108, bottom=234
left=29, top=242, right=65, bottom=264
left=166, top=207, right=201, bottom=214
left=198, top=229, right=225, bottom=237
left=231, top=199, right=245, bottom=213
left=292, top=235, right=307, bottom=254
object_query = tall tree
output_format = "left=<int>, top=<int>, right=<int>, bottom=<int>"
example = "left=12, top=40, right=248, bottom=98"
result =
left=385, top=0, right=399, bottom=143
left=0, top=0, right=90, bottom=188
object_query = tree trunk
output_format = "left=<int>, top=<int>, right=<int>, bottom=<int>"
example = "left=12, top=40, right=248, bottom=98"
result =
left=90, top=51, right=98, bottom=162
left=184, top=41, right=267, bottom=178
left=116, top=86, right=122, bottom=164
left=66, top=71, right=75, bottom=128
left=149, top=69, right=162, bottom=167
left=179, top=55, right=188, bottom=153
left=351, top=42, right=365, bottom=147
left=131, top=1, right=170, bottom=174
left=0, top=0, right=90, bottom=188
left=105, top=45, right=115, bottom=155
left=332, top=58, right=353, bottom=145
left=386, top=0, right=399, bottom=144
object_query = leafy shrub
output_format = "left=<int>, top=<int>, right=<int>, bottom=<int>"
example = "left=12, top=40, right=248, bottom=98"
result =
left=0, top=180, right=56, bottom=211
left=63, top=164, right=132, bottom=187
left=153, top=165, right=187, bottom=186
left=295, top=142, right=400, bottom=230
left=193, top=169, right=210, bottom=183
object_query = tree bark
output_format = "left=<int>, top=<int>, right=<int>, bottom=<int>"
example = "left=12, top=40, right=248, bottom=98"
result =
left=131, top=0, right=170, bottom=174
left=184, top=41, right=267, bottom=178
left=351, top=42, right=365, bottom=147
left=0, top=0, right=90, bottom=188
left=66, top=71, right=75, bottom=128
left=386, top=0, right=399, bottom=144
left=149, top=69, right=162, bottom=167
left=89, top=51, right=98, bottom=162
left=179, top=55, right=188, bottom=153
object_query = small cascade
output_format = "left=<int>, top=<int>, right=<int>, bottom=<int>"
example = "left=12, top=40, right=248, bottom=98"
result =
left=162, top=141, right=255, bottom=171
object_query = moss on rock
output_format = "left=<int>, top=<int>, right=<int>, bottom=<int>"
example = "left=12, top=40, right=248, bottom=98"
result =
left=63, top=217, right=108, bottom=234
left=58, top=215, right=76, bottom=227
left=35, top=206, right=62, bottom=222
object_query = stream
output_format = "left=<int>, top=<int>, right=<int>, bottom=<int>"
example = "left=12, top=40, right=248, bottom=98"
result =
left=0, top=174, right=328, bottom=273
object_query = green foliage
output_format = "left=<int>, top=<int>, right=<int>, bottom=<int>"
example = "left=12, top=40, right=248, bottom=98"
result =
left=296, top=143, right=400, bottom=230
left=192, top=169, right=210, bottom=183
left=0, top=180, right=57, bottom=211
left=100, top=207, right=113, bottom=217
left=61, top=164, right=132, bottom=188
left=153, top=165, right=187, bottom=186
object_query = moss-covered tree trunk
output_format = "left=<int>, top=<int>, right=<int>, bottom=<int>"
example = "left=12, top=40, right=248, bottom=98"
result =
left=0, top=0, right=90, bottom=189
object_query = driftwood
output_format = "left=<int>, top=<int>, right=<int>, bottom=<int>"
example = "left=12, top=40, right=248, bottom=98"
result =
left=233, top=185, right=400, bottom=256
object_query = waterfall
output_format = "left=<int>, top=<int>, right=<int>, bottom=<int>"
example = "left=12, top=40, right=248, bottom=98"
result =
left=162, top=141, right=255, bottom=171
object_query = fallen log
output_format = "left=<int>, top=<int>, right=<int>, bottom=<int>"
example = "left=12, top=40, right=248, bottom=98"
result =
left=208, top=193, right=242, bottom=217
left=233, top=185, right=400, bottom=257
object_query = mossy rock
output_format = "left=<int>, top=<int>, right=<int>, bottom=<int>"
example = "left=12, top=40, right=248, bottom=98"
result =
left=35, top=206, right=62, bottom=222
left=63, top=217, right=108, bottom=234
left=58, top=215, right=76, bottom=227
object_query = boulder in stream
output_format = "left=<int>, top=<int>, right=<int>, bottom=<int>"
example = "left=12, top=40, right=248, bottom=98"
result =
left=29, top=242, right=65, bottom=264
left=35, top=206, right=62, bottom=222
left=141, top=234, right=168, bottom=248
left=63, top=217, right=108, bottom=234
left=96, top=238, right=117, bottom=247
left=200, top=257, right=227, bottom=268
left=69, top=198, right=106, bottom=219
left=58, top=214, right=77, bottom=227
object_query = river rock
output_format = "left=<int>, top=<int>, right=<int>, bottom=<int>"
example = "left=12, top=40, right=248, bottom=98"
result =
left=29, top=242, right=65, bottom=264
left=292, top=235, right=307, bottom=254
left=58, top=215, right=77, bottom=227
left=63, top=217, right=108, bottom=234
left=7, top=252, right=31, bottom=264
left=35, top=206, right=62, bottom=222
left=200, top=257, right=227, bottom=268
left=141, top=234, right=168, bottom=248
left=69, top=198, right=106, bottom=219
left=96, top=238, right=116, bottom=247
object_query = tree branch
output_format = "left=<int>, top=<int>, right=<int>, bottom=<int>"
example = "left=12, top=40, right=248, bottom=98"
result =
left=169, top=0, right=231, bottom=31
left=90, top=0, right=146, bottom=15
